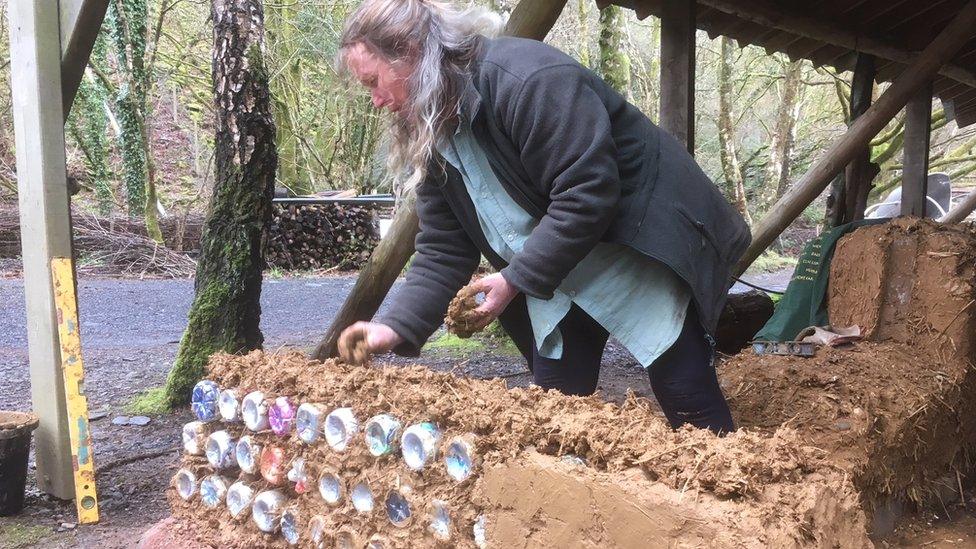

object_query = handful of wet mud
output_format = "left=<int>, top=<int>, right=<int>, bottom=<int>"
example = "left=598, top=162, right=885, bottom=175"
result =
left=444, top=283, right=492, bottom=338
left=337, top=328, right=371, bottom=366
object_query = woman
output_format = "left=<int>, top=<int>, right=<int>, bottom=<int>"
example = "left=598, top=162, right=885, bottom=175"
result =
left=336, top=0, right=750, bottom=435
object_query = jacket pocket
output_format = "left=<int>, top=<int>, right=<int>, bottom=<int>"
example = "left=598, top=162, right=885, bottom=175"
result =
left=673, top=202, right=724, bottom=257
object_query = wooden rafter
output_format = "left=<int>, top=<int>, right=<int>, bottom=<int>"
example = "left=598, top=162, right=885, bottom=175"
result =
left=735, top=0, right=976, bottom=276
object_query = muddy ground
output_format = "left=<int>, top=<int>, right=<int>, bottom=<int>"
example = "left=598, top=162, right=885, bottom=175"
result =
left=0, top=270, right=973, bottom=548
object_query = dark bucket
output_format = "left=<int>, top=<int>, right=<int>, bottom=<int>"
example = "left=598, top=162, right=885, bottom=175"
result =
left=0, top=411, right=40, bottom=516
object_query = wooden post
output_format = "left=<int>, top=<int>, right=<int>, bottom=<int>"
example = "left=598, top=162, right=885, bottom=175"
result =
left=826, top=54, right=877, bottom=228
left=844, top=53, right=878, bottom=223
left=939, top=187, right=976, bottom=224
left=734, top=0, right=976, bottom=277
left=311, top=0, right=569, bottom=360
left=8, top=0, right=77, bottom=499
left=901, top=82, right=933, bottom=217
left=659, top=0, right=696, bottom=153
left=60, top=0, right=110, bottom=119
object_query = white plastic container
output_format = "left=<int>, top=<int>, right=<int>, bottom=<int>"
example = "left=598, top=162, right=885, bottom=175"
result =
left=350, top=481, right=374, bottom=513
left=174, top=468, right=197, bottom=500
left=324, top=408, right=359, bottom=451
left=217, top=388, right=240, bottom=422
left=401, top=422, right=442, bottom=471
left=385, top=490, right=412, bottom=527
left=181, top=421, right=207, bottom=456
left=242, top=391, right=270, bottom=432
left=473, top=515, right=487, bottom=549
left=200, top=475, right=231, bottom=508
left=251, top=490, right=287, bottom=533
left=235, top=435, right=262, bottom=475
left=281, top=505, right=301, bottom=546
left=444, top=434, right=478, bottom=482
left=295, top=403, right=327, bottom=444
left=317, top=471, right=344, bottom=506
left=364, top=414, right=402, bottom=457
left=429, top=500, right=451, bottom=541
left=205, top=430, right=237, bottom=470
left=226, top=481, right=255, bottom=519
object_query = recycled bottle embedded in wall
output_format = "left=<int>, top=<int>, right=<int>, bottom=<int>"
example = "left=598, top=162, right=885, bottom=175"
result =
left=364, top=414, right=402, bottom=457
left=236, top=436, right=262, bottom=475
left=251, top=490, right=287, bottom=533
left=242, top=391, right=270, bottom=432
left=325, top=407, right=359, bottom=451
left=191, top=380, right=220, bottom=423
left=401, top=422, right=442, bottom=471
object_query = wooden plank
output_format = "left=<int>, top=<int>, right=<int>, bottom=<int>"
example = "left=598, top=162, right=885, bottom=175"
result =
left=695, top=0, right=976, bottom=90
left=51, top=257, right=100, bottom=524
left=659, top=0, right=696, bottom=153
left=59, top=0, right=110, bottom=119
left=311, top=0, right=570, bottom=361
left=939, top=187, right=976, bottom=223
left=901, top=82, right=934, bottom=217
left=7, top=0, right=77, bottom=499
left=734, top=0, right=976, bottom=277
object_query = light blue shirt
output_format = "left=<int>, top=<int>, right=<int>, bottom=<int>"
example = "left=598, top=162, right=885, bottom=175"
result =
left=437, top=118, right=691, bottom=368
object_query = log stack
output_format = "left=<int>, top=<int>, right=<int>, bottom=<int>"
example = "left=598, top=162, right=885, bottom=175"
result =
left=264, top=203, right=379, bottom=271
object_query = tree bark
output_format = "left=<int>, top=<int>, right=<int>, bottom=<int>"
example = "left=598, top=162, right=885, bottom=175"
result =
left=769, top=60, right=803, bottom=203
left=163, top=0, right=277, bottom=406
left=267, top=1, right=308, bottom=196
left=717, top=37, right=752, bottom=226
left=598, top=5, right=631, bottom=98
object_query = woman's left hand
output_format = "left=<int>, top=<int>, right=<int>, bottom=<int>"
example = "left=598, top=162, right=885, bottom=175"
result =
left=471, top=272, right=519, bottom=320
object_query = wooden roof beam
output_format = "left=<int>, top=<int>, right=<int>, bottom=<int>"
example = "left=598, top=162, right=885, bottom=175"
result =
left=696, top=0, right=976, bottom=89
left=735, top=0, right=976, bottom=276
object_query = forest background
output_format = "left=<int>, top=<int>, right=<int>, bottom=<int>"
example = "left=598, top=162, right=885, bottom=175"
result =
left=1, top=0, right=974, bottom=268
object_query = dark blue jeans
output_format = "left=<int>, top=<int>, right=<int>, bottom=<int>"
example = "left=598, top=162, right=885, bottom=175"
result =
left=498, top=295, right=735, bottom=435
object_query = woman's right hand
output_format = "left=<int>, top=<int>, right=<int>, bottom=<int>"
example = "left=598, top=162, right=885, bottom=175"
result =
left=337, top=322, right=404, bottom=364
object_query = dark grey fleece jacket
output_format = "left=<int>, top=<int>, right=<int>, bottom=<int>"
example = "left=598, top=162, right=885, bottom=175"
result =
left=375, top=37, right=751, bottom=356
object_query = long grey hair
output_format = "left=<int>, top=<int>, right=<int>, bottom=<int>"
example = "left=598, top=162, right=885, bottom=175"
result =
left=339, top=0, right=503, bottom=191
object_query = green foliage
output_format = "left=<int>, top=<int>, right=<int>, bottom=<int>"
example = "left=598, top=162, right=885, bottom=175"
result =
left=126, top=386, right=169, bottom=415
left=0, top=521, right=53, bottom=548
left=65, top=27, right=114, bottom=216
left=108, top=0, right=151, bottom=218
left=747, top=250, right=798, bottom=274
left=427, top=331, right=486, bottom=354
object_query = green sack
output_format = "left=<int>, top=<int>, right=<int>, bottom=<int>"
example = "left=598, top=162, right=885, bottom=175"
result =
left=754, top=218, right=887, bottom=342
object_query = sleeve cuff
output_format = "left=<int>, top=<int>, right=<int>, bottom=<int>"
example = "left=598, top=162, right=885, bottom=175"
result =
left=500, top=264, right=556, bottom=301
left=373, top=314, right=427, bottom=358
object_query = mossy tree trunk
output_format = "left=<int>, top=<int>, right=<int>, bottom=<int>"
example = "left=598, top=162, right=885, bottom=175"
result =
left=68, top=32, right=113, bottom=215
left=717, top=37, right=752, bottom=226
left=108, top=0, right=148, bottom=218
left=163, top=0, right=277, bottom=407
left=598, top=5, right=631, bottom=98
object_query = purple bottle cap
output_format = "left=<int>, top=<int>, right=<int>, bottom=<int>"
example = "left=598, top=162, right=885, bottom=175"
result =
left=269, top=396, right=297, bottom=436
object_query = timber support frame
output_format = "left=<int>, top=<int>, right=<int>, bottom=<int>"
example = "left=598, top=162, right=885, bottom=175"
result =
left=7, top=0, right=110, bottom=499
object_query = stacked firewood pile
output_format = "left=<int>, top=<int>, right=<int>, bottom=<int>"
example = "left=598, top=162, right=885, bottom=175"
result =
left=0, top=203, right=380, bottom=275
left=264, top=203, right=379, bottom=271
